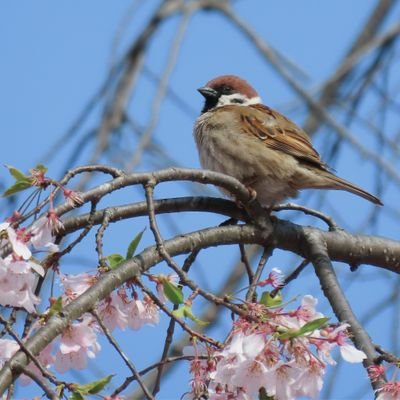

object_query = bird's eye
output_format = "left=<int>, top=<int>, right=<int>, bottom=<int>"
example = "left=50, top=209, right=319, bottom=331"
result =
left=220, top=85, right=233, bottom=95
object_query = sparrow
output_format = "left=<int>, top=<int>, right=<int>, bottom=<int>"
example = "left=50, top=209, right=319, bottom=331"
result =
left=194, top=75, right=382, bottom=207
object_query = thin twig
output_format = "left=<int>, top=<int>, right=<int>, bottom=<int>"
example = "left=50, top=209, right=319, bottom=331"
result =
left=246, top=246, right=273, bottom=302
left=129, top=248, right=253, bottom=398
left=111, top=355, right=197, bottom=397
left=303, top=0, right=398, bottom=133
left=0, top=315, right=59, bottom=387
left=271, top=259, right=310, bottom=297
left=125, top=6, right=193, bottom=170
left=92, top=0, right=187, bottom=169
left=239, top=244, right=254, bottom=285
left=151, top=303, right=179, bottom=396
left=305, top=231, right=385, bottom=392
left=138, top=280, right=222, bottom=348
left=95, top=208, right=113, bottom=268
left=91, top=309, right=154, bottom=400
left=151, top=249, right=200, bottom=395
left=374, top=344, right=400, bottom=364
left=16, top=164, right=123, bottom=227
left=57, top=199, right=98, bottom=258
left=144, top=180, right=181, bottom=272
left=13, top=364, right=58, bottom=400
left=5, top=384, right=13, bottom=400
left=108, top=0, right=143, bottom=71
left=143, top=188, right=252, bottom=317
left=0, top=311, right=17, bottom=338
left=274, top=203, right=340, bottom=231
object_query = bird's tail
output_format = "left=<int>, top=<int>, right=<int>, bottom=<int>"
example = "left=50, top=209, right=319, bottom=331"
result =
left=309, top=171, right=383, bottom=205
left=324, top=173, right=382, bottom=205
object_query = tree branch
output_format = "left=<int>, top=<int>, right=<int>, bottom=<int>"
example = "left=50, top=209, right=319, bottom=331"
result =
left=305, top=231, right=386, bottom=391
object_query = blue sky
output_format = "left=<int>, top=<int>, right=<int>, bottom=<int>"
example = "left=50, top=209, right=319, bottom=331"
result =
left=0, top=0, right=380, bottom=170
left=1, top=1, right=399, bottom=399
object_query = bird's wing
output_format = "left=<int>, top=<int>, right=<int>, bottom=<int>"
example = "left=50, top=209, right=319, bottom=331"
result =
left=231, top=103, right=328, bottom=170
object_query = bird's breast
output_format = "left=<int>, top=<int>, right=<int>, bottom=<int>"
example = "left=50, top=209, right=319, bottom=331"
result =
left=194, top=113, right=249, bottom=180
left=193, top=110, right=301, bottom=206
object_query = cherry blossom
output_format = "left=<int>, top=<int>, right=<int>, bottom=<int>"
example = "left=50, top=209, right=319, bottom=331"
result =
left=63, top=188, right=84, bottom=207
left=377, top=382, right=400, bottom=400
left=314, top=324, right=367, bottom=365
left=140, top=294, right=160, bottom=326
left=29, top=167, right=50, bottom=188
left=292, top=358, right=324, bottom=399
left=98, top=290, right=129, bottom=331
left=263, top=361, right=302, bottom=400
left=54, top=317, right=100, bottom=373
left=368, top=364, right=386, bottom=382
left=120, top=290, right=158, bottom=330
left=20, top=344, right=54, bottom=385
left=0, top=222, right=31, bottom=259
left=183, top=343, right=214, bottom=399
left=290, top=294, right=324, bottom=322
left=210, top=333, right=263, bottom=392
left=0, top=256, right=41, bottom=312
left=0, top=339, right=19, bottom=368
left=60, top=272, right=97, bottom=300
left=30, top=211, right=62, bottom=251
left=257, top=267, right=284, bottom=289
left=339, top=343, right=368, bottom=363
left=185, top=295, right=366, bottom=400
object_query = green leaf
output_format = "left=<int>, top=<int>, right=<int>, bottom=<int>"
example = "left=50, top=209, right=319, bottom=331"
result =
left=278, top=329, right=298, bottom=340
left=297, top=317, right=330, bottom=336
left=48, top=296, right=63, bottom=317
left=182, top=304, right=208, bottom=326
left=69, top=375, right=114, bottom=399
left=69, top=393, right=85, bottom=400
left=163, top=281, right=184, bottom=305
left=260, top=291, right=282, bottom=307
left=278, top=317, right=330, bottom=340
left=81, top=374, right=114, bottom=394
left=126, top=229, right=145, bottom=259
left=55, top=384, right=65, bottom=396
left=259, top=387, right=274, bottom=400
left=34, top=163, right=48, bottom=174
left=2, top=179, right=32, bottom=197
left=5, top=165, right=27, bottom=181
left=107, top=253, right=125, bottom=269
left=172, top=306, right=186, bottom=319
left=172, top=305, right=208, bottom=325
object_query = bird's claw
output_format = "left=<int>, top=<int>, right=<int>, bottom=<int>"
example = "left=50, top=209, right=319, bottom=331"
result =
left=235, top=187, right=257, bottom=208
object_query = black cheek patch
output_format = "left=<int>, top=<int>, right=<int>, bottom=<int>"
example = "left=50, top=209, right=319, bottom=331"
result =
left=202, top=97, right=219, bottom=113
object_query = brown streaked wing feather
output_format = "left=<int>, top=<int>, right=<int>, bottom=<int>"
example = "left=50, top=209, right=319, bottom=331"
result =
left=236, top=103, right=328, bottom=170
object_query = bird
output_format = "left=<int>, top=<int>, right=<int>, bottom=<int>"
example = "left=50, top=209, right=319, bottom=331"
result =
left=193, top=75, right=382, bottom=207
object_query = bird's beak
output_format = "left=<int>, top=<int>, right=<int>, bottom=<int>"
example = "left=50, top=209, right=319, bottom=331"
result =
left=197, top=86, right=218, bottom=99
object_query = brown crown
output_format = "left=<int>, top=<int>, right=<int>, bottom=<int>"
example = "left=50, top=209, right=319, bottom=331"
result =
left=205, top=75, right=259, bottom=98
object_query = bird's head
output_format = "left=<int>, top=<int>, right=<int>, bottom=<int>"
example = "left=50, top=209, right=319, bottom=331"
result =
left=198, top=75, right=262, bottom=113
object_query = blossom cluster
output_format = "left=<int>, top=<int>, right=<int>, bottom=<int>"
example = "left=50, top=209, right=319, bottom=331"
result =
left=186, top=294, right=368, bottom=400
left=0, top=198, right=397, bottom=399
left=368, top=364, right=400, bottom=400
left=0, top=214, right=60, bottom=313
left=0, top=213, right=161, bottom=383
left=0, top=270, right=161, bottom=379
